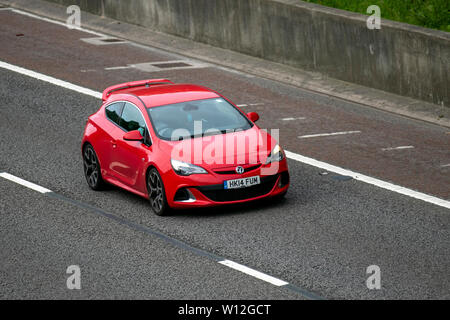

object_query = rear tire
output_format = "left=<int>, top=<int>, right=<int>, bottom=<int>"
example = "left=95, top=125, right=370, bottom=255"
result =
left=147, top=168, right=170, bottom=216
left=83, top=144, right=105, bottom=190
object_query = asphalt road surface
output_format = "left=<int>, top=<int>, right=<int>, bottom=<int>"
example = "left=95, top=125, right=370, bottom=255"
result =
left=0, top=7, right=449, bottom=299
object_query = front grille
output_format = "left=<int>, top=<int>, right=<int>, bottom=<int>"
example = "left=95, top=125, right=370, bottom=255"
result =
left=196, top=174, right=278, bottom=202
left=213, top=164, right=261, bottom=175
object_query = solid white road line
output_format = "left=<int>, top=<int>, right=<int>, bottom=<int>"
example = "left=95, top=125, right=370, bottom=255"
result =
left=0, top=172, right=52, bottom=194
left=381, top=146, right=414, bottom=151
left=440, top=164, right=450, bottom=168
left=298, top=131, right=361, bottom=139
left=218, top=260, right=288, bottom=286
left=284, top=151, right=450, bottom=210
left=1, top=62, right=449, bottom=211
left=0, top=61, right=102, bottom=100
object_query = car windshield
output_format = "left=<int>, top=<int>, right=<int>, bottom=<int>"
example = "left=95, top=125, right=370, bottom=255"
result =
left=147, top=98, right=253, bottom=140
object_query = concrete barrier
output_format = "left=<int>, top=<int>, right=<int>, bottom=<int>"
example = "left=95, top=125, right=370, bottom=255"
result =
left=45, top=0, right=449, bottom=107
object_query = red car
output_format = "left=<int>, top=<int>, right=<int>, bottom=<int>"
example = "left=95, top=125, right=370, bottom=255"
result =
left=82, top=79, right=289, bottom=215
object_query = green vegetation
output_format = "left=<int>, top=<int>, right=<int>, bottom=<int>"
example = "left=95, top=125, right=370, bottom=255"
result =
left=303, top=0, right=450, bottom=32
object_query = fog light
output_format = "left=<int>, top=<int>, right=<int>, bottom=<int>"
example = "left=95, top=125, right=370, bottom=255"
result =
left=174, top=188, right=196, bottom=202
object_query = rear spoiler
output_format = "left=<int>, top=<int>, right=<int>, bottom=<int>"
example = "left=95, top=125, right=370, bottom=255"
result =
left=102, top=79, right=174, bottom=101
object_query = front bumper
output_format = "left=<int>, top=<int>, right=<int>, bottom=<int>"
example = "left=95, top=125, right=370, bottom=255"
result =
left=165, top=160, right=290, bottom=209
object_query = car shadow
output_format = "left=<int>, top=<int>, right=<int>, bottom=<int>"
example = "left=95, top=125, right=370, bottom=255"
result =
left=171, top=195, right=289, bottom=218
left=100, top=182, right=290, bottom=218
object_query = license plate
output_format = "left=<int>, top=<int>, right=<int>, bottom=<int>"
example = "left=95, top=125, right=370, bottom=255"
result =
left=224, top=176, right=260, bottom=189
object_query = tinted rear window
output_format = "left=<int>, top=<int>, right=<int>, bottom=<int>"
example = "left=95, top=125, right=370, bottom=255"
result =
left=105, top=102, right=124, bottom=125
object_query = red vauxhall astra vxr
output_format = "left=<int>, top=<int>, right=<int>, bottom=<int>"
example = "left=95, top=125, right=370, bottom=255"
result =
left=81, top=79, right=289, bottom=215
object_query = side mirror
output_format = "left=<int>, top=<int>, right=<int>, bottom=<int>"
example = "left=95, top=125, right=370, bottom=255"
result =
left=247, top=112, right=259, bottom=122
left=123, top=130, right=144, bottom=142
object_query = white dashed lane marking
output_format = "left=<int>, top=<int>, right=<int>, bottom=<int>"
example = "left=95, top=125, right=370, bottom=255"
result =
left=282, top=117, right=306, bottom=121
left=104, top=66, right=131, bottom=70
left=298, top=131, right=361, bottom=139
left=381, top=146, right=414, bottom=151
left=218, top=260, right=289, bottom=286
left=237, top=103, right=264, bottom=108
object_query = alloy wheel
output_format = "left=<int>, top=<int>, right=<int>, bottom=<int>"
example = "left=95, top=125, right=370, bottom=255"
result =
left=83, top=146, right=100, bottom=188
left=147, top=169, right=167, bottom=215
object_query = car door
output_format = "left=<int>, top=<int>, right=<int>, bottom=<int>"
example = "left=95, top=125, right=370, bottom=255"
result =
left=98, top=101, right=125, bottom=179
left=111, top=102, right=151, bottom=191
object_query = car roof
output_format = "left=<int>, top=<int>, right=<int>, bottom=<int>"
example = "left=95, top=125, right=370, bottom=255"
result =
left=122, top=84, right=220, bottom=108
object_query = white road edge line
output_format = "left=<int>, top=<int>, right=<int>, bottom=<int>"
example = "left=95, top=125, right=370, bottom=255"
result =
left=0, top=61, right=102, bottom=99
left=1, top=61, right=449, bottom=211
left=0, top=172, right=52, bottom=194
left=218, top=260, right=288, bottom=286
left=298, top=131, right=361, bottom=139
left=284, top=151, right=450, bottom=210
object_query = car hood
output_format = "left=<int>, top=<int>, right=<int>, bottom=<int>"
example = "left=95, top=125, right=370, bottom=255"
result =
left=157, top=126, right=277, bottom=169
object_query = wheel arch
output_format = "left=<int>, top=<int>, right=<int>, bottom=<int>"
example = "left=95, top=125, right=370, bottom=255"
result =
left=82, top=141, right=105, bottom=174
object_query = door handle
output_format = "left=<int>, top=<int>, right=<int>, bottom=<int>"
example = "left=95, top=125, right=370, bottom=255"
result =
left=111, top=140, right=117, bottom=149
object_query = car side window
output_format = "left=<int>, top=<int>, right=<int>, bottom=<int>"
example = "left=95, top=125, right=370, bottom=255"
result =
left=120, top=103, right=147, bottom=134
left=105, top=102, right=124, bottom=126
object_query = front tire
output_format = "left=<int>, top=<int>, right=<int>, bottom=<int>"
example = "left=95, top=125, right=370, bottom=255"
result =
left=147, top=168, right=170, bottom=216
left=83, top=144, right=105, bottom=190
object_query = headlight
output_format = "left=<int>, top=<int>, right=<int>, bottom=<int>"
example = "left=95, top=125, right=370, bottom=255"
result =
left=171, top=159, right=207, bottom=176
left=266, top=144, right=284, bottom=164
